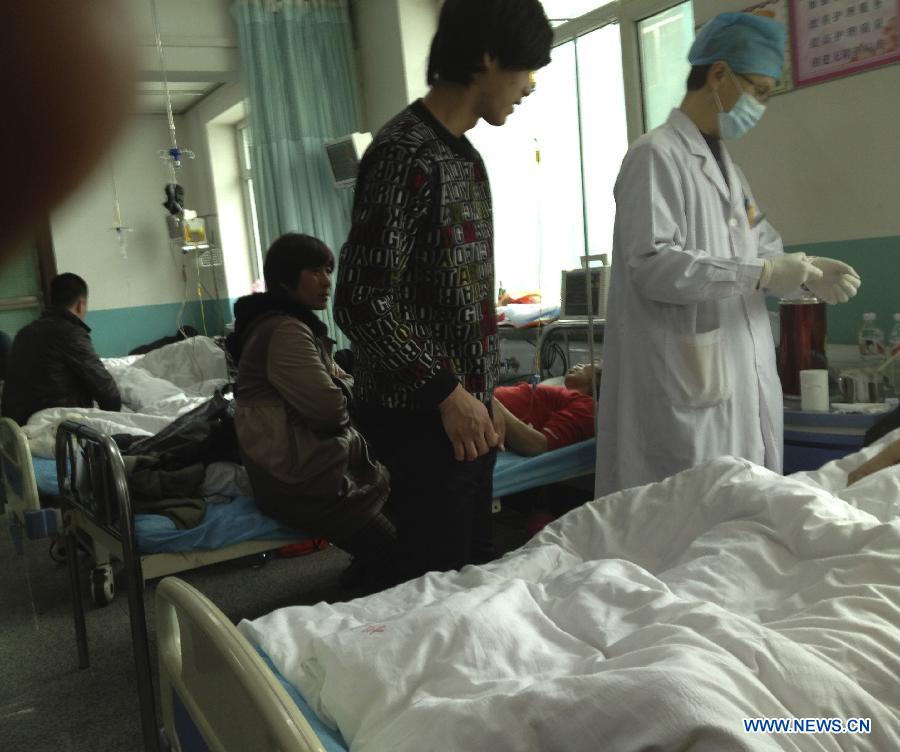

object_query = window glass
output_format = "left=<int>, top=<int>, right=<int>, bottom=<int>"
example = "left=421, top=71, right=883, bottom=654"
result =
left=246, top=178, right=264, bottom=277
left=470, top=40, right=588, bottom=302
left=239, top=125, right=253, bottom=172
left=470, top=2, right=692, bottom=305
left=236, top=124, right=264, bottom=281
left=638, top=1, right=695, bottom=131
left=576, top=22, right=628, bottom=260
left=471, top=21, right=628, bottom=301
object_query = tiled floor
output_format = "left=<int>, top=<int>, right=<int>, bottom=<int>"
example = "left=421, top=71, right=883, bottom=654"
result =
left=0, top=514, right=351, bottom=752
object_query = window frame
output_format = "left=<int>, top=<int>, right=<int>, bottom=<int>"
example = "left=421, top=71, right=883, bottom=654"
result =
left=551, top=0, right=695, bottom=144
left=235, top=120, right=264, bottom=283
left=531, top=0, right=687, bottom=268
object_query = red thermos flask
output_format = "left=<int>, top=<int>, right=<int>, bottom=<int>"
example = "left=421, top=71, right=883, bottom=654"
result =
left=777, top=295, right=827, bottom=398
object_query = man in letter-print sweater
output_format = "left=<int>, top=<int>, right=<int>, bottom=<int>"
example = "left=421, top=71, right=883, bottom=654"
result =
left=335, top=0, right=552, bottom=580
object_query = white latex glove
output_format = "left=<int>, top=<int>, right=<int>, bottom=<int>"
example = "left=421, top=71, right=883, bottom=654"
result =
left=805, top=257, right=861, bottom=304
left=758, top=252, right=823, bottom=295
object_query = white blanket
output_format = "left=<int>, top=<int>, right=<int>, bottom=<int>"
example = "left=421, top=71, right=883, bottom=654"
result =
left=24, top=336, right=228, bottom=458
left=240, top=431, right=900, bottom=751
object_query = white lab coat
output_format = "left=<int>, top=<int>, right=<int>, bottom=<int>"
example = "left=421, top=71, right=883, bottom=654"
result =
left=595, top=108, right=784, bottom=497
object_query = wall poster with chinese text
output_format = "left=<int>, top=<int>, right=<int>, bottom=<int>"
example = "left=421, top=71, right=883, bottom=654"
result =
left=790, top=0, right=900, bottom=86
left=746, top=0, right=794, bottom=93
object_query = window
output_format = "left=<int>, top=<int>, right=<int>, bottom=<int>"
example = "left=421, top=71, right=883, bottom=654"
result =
left=576, top=23, right=629, bottom=265
left=470, top=6, right=627, bottom=301
left=639, top=1, right=695, bottom=131
left=469, top=1, right=695, bottom=303
left=236, top=122, right=264, bottom=283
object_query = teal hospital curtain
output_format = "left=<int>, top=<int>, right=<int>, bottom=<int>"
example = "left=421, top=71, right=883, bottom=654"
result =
left=232, top=0, right=361, bottom=342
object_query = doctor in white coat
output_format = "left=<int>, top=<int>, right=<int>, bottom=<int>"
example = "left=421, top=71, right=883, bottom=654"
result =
left=595, top=12, right=860, bottom=497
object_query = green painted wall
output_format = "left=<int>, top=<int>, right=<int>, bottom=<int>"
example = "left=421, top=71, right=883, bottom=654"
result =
left=0, top=243, right=42, bottom=337
left=775, top=235, right=900, bottom=346
left=85, top=299, right=234, bottom=357
left=3, top=297, right=236, bottom=358
left=8, top=236, right=896, bottom=356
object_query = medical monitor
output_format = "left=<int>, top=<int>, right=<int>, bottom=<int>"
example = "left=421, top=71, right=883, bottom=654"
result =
left=560, top=267, right=611, bottom=319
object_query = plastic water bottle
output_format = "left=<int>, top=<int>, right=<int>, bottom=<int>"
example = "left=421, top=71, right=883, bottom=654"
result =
left=858, top=313, right=885, bottom=364
left=888, top=313, right=900, bottom=393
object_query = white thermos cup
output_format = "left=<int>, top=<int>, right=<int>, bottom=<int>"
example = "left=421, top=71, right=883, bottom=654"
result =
left=799, top=369, right=829, bottom=412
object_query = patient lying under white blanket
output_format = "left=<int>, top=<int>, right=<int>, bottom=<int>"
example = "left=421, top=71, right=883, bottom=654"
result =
left=24, top=337, right=228, bottom=458
left=240, top=430, right=900, bottom=752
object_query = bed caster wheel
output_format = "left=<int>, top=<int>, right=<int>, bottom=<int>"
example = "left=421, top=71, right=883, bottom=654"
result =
left=252, top=551, right=274, bottom=569
left=90, top=565, right=115, bottom=607
left=49, top=537, right=67, bottom=564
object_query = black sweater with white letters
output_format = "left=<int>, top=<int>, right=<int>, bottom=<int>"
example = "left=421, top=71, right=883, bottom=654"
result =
left=335, top=100, right=499, bottom=410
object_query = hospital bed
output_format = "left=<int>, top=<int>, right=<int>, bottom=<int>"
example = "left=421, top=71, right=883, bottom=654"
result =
left=537, top=317, right=604, bottom=380
left=1, top=336, right=312, bottom=606
left=493, top=438, right=595, bottom=497
left=1, top=416, right=57, bottom=552
left=48, top=420, right=324, bottom=752
left=1, top=416, right=307, bottom=605
left=55, top=421, right=160, bottom=751
left=156, top=577, right=342, bottom=752
left=4, top=408, right=594, bottom=608
left=1, top=416, right=593, bottom=752
left=152, top=428, right=900, bottom=752
left=494, top=317, right=603, bottom=500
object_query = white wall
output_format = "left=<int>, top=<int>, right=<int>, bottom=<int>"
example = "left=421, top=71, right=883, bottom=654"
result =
left=132, top=0, right=240, bottom=82
left=693, top=0, right=900, bottom=246
left=51, top=115, right=219, bottom=311
left=351, top=0, right=408, bottom=133
left=351, top=0, right=441, bottom=133
left=51, top=0, right=441, bottom=313
left=398, top=0, right=441, bottom=103
left=50, top=0, right=240, bottom=316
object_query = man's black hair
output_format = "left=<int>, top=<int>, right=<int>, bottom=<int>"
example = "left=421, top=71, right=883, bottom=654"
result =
left=686, top=64, right=714, bottom=91
left=263, top=233, right=334, bottom=293
left=427, top=0, right=553, bottom=87
left=50, top=273, right=88, bottom=309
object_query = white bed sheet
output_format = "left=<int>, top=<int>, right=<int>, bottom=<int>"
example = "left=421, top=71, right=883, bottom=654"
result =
left=24, top=336, right=228, bottom=458
left=792, top=427, right=900, bottom=523
left=240, top=430, right=900, bottom=751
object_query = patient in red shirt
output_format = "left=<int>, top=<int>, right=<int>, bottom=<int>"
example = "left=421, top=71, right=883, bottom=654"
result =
left=492, top=363, right=598, bottom=456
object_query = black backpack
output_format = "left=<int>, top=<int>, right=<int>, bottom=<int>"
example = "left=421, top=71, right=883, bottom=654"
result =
left=118, top=387, right=240, bottom=468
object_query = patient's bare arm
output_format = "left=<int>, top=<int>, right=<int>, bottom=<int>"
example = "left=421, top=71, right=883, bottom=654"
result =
left=847, top=439, right=900, bottom=486
left=492, top=398, right=548, bottom=457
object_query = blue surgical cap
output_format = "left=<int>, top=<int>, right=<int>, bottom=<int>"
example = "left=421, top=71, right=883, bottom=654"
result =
left=688, top=12, right=786, bottom=80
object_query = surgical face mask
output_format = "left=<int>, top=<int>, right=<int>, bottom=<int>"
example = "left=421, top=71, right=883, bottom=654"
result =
left=714, top=72, right=766, bottom=140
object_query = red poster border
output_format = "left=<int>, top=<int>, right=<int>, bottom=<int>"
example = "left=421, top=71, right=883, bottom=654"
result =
left=789, top=0, right=900, bottom=86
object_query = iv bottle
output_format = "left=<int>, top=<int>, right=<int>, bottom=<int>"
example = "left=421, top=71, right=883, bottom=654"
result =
left=888, top=313, right=900, bottom=393
left=858, top=312, right=885, bottom=364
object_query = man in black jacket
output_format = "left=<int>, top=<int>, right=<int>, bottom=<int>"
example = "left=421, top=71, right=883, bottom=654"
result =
left=2, top=273, right=121, bottom=425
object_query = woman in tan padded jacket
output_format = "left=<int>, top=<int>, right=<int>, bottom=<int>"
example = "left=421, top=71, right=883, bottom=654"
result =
left=229, top=233, right=398, bottom=589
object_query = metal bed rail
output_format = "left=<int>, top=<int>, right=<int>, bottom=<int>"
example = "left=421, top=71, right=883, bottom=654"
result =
left=55, top=420, right=160, bottom=752
left=537, top=318, right=605, bottom=380
left=1, top=417, right=60, bottom=553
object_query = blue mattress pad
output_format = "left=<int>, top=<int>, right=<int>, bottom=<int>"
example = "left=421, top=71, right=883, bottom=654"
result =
left=32, top=458, right=303, bottom=554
